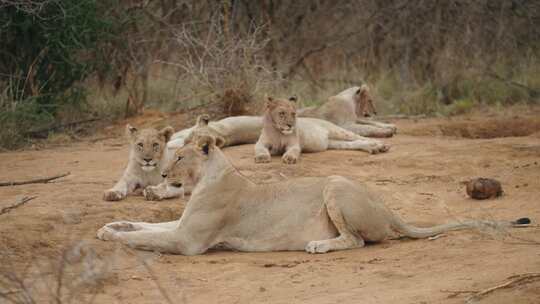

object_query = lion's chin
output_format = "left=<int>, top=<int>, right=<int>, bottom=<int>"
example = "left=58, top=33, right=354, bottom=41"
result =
left=280, top=128, right=294, bottom=135
left=141, top=165, right=156, bottom=172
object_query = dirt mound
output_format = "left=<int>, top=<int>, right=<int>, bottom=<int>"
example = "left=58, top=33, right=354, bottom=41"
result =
left=402, top=116, right=540, bottom=139
left=439, top=117, right=540, bottom=138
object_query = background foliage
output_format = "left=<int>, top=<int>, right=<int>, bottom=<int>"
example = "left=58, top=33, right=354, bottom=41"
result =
left=0, top=0, right=539, bottom=149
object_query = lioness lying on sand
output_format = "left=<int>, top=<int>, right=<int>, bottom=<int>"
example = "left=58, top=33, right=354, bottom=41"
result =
left=97, top=131, right=530, bottom=255
left=298, top=85, right=397, bottom=138
left=254, top=96, right=388, bottom=164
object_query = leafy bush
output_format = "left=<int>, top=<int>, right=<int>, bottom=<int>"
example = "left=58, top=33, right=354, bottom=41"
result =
left=0, top=0, right=116, bottom=148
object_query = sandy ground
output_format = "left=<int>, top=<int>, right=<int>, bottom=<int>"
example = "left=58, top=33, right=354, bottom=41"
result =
left=1, top=112, right=540, bottom=304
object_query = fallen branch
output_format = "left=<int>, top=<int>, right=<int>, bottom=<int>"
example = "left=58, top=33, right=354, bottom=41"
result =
left=440, top=289, right=478, bottom=299
left=0, top=196, right=37, bottom=215
left=0, top=172, right=70, bottom=187
left=466, top=273, right=540, bottom=303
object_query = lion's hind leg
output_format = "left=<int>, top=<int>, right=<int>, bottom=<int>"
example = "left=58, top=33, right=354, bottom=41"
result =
left=305, top=182, right=365, bottom=254
left=327, top=139, right=389, bottom=154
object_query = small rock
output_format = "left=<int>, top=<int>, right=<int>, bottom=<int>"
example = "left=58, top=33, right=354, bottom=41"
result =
left=466, top=178, right=503, bottom=200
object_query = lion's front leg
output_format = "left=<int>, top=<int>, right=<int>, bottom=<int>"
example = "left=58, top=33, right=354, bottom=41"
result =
left=103, top=177, right=138, bottom=201
left=143, top=181, right=184, bottom=201
left=254, top=139, right=272, bottom=163
left=97, top=220, right=203, bottom=255
left=282, top=144, right=301, bottom=164
left=345, top=123, right=394, bottom=138
left=355, top=119, right=397, bottom=135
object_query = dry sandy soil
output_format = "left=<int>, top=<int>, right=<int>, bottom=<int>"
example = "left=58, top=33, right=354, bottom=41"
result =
left=1, top=110, right=540, bottom=304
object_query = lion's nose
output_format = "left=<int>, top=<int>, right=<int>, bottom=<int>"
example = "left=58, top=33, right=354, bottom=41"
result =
left=161, top=173, right=167, bottom=178
left=144, top=158, right=152, bottom=162
left=287, top=124, right=293, bottom=128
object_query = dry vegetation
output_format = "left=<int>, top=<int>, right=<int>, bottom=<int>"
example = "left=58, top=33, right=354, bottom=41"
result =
left=1, top=0, right=539, bottom=149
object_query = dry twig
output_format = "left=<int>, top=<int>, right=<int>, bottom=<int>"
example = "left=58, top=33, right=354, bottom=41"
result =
left=466, top=273, right=540, bottom=303
left=0, top=172, right=70, bottom=187
left=0, top=196, right=37, bottom=215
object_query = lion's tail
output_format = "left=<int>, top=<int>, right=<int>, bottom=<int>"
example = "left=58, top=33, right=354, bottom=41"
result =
left=389, top=215, right=530, bottom=239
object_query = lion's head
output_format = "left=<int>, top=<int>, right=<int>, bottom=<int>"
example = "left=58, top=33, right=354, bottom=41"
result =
left=264, top=96, right=297, bottom=135
left=354, top=84, right=377, bottom=117
left=184, top=114, right=227, bottom=148
left=162, top=130, right=222, bottom=193
left=126, top=124, right=174, bottom=172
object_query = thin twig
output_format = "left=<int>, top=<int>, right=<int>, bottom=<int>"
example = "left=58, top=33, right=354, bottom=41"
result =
left=0, top=172, right=70, bottom=187
left=440, top=289, right=478, bottom=299
left=0, top=196, right=37, bottom=215
left=466, top=273, right=540, bottom=303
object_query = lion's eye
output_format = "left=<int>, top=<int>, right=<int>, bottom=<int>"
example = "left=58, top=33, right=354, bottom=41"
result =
left=176, top=156, right=183, bottom=162
left=137, top=142, right=143, bottom=149
left=153, top=143, right=159, bottom=150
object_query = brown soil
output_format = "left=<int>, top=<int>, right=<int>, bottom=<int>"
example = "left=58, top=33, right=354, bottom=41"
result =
left=1, top=112, right=540, bottom=303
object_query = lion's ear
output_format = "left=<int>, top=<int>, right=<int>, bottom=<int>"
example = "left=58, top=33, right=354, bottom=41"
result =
left=196, top=114, right=210, bottom=127
left=159, top=126, right=174, bottom=143
left=355, top=85, right=376, bottom=117
left=288, top=95, right=298, bottom=103
left=215, top=135, right=226, bottom=148
left=266, top=96, right=278, bottom=109
left=358, top=84, right=370, bottom=98
left=196, top=135, right=215, bottom=155
left=126, top=124, right=138, bottom=141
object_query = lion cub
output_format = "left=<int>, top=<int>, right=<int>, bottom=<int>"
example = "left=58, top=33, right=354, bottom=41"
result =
left=103, top=124, right=174, bottom=201
left=254, top=96, right=301, bottom=164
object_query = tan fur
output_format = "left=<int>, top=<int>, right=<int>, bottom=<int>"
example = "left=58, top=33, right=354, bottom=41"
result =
left=254, top=96, right=389, bottom=164
left=97, top=132, right=528, bottom=255
left=254, top=97, right=301, bottom=164
left=144, top=112, right=389, bottom=199
left=102, top=124, right=177, bottom=201
left=298, top=85, right=397, bottom=138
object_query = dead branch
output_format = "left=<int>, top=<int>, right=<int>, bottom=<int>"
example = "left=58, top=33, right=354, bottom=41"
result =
left=0, top=196, right=37, bottom=215
left=0, top=172, right=70, bottom=187
left=466, top=273, right=540, bottom=303
left=440, top=289, right=478, bottom=299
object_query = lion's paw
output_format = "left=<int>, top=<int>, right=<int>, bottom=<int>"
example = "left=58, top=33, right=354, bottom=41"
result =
left=97, top=226, right=118, bottom=241
left=143, top=186, right=162, bottom=201
left=305, top=241, right=331, bottom=254
left=282, top=153, right=298, bottom=164
left=254, top=154, right=271, bottom=163
left=368, top=142, right=389, bottom=154
left=103, top=190, right=125, bottom=202
left=107, top=221, right=140, bottom=232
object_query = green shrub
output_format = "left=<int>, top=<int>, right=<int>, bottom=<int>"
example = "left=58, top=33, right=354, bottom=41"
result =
left=0, top=0, right=118, bottom=148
